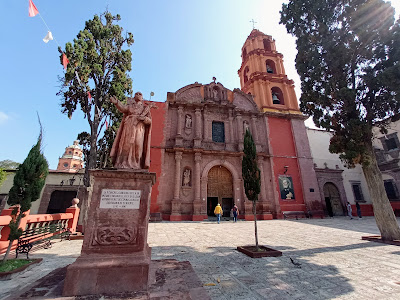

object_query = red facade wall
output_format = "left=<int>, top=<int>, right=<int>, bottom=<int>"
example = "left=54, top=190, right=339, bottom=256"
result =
left=148, top=101, right=167, bottom=214
left=268, top=117, right=305, bottom=212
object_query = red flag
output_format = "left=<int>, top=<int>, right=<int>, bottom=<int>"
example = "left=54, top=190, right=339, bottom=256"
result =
left=88, top=91, right=92, bottom=102
left=105, top=120, right=108, bottom=129
left=62, top=53, right=69, bottom=70
left=28, top=0, right=39, bottom=17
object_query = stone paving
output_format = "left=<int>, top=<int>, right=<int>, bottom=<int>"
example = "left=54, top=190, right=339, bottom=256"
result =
left=2, top=216, right=400, bottom=299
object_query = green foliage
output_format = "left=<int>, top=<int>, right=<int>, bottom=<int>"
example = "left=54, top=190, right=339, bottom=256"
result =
left=280, top=0, right=400, bottom=168
left=58, top=11, right=133, bottom=177
left=7, top=132, right=49, bottom=241
left=0, top=160, right=20, bottom=170
left=0, top=168, right=6, bottom=186
left=0, top=259, right=33, bottom=272
left=242, top=130, right=260, bottom=201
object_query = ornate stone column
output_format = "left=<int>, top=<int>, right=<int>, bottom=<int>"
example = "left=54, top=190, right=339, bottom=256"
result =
left=229, top=109, right=234, bottom=144
left=171, top=151, right=182, bottom=220
left=192, top=152, right=204, bottom=220
left=203, top=107, right=210, bottom=142
left=175, top=107, right=183, bottom=146
left=236, top=112, right=243, bottom=151
left=195, top=108, right=202, bottom=139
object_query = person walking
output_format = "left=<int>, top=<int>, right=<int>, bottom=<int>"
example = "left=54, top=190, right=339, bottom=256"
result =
left=214, top=203, right=223, bottom=224
left=356, top=201, right=362, bottom=219
left=346, top=202, right=353, bottom=219
left=232, top=204, right=239, bottom=222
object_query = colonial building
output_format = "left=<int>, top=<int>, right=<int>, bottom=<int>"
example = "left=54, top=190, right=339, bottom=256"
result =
left=149, top=29, right=324, bottom=221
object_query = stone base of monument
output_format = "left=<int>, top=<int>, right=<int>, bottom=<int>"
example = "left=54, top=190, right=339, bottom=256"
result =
left=63, top=169, right=156, bottom=297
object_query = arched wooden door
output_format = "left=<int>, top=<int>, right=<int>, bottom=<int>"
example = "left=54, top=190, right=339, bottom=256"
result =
left=207, top=166, right=233, bottom=217
left=323, top=183, right=344, bottom=216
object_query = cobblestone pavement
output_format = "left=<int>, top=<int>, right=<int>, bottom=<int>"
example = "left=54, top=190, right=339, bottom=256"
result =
left=2, top=217, right=400, bottom=299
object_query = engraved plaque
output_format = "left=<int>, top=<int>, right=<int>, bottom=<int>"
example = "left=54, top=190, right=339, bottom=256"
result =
left=100, top=189, right=141, bottom=209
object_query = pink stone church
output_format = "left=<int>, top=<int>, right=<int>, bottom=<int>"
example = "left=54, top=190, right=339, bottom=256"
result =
left=147, top=29, right=324, bottom=221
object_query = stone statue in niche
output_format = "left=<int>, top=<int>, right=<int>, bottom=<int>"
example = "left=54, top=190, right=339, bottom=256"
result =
left=213, top=88, right=218, bottom=100
left=182, top=169, right=191, bottom=187
left=243, top=120, right=250, bottom=133
left=185, top=115, right=192, bottom=128
left=110, top=92, right=153, bottom=169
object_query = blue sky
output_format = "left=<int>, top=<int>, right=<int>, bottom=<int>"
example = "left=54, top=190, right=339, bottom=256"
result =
left=1, top=1, right=399, bottom=170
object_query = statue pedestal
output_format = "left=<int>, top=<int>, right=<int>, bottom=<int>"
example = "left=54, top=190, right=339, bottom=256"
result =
left=63, top=169, right=156, bottom=296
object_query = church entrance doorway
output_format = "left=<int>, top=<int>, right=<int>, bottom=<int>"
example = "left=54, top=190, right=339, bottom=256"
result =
left=207, top=165, right=233, bottom=218
left=46, top=190, right=76, bottom=214
left=323, top=183, right=344, bottom=216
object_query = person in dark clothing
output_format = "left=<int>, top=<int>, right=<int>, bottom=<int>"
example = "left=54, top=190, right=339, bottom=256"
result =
left=232, top=204, right=239, bottom=222
left=356, top=201, right=362, bottom=218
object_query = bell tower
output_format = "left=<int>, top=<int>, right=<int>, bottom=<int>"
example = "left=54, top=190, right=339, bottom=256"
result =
left=238, top=29, right=300, bottom=114
left=237, top=29, right=324, bottom=218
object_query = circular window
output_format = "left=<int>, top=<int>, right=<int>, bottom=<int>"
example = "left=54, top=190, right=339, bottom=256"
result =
left=63, top=163, right=68, bottom=167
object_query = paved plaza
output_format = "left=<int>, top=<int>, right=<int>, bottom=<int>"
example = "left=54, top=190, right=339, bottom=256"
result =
left=2, top=217, right=400, bottom=299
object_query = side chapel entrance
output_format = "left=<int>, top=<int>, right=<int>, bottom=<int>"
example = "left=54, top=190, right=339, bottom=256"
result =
left=46, top=190, right=76, bottom=214
left=323, top=183, right=344, bottom=216
left=207, top=165, right=233, bottom=217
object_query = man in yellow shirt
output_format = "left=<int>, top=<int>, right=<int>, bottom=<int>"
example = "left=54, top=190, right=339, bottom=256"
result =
left=214, top=203, right=223, bottom=224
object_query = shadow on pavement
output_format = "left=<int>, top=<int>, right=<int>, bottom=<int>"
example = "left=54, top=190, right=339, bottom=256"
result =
left=151, top=245, right=354, bottom=300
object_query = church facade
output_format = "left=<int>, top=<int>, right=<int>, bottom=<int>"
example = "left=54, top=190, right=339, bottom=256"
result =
left=148, top=29, right=324, bottom=221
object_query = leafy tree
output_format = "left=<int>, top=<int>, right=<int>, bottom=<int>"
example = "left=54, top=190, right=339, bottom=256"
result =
left=242, top=129, right=261, bottom=250
left=2, top=130, right=48, bottom=263
left=0, top=169, right=6, bottom=186
left=0, top=160, right=20, bottom=170
left=281, top=0, right=400, bottom=240
left=58, top=11, right=133, bottom=186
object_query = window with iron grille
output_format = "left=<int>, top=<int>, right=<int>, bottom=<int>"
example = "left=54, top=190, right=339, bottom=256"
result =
left=212, top=122, right=225, bottom=143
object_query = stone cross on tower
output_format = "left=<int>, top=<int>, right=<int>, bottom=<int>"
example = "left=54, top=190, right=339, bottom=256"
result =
left=250, top=19, right=257, bottom=29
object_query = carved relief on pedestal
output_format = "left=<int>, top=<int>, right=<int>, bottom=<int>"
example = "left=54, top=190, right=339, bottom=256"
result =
left=94, top=227, right=137, bottom=246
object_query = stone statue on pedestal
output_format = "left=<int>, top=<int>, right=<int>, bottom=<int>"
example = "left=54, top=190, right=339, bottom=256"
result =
left=110, top=92, right=152, bottom=169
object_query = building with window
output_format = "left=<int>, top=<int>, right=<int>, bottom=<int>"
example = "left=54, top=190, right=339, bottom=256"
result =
left=149, top=29, right=324, bottom=221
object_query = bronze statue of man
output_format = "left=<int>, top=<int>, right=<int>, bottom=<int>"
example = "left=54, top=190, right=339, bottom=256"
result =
left=110, top=92, right=152, bottom=169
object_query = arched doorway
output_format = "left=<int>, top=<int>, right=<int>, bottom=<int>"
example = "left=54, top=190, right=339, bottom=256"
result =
left=323, top=183, right=344, bottom=216
left=46, top=190, right=76, bottom=214
left=207, top=165, right=233, bottom=217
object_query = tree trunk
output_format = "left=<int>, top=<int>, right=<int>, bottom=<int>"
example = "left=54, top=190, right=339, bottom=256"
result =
left=362, top=145, right=400, bottom=241
left=253, top=200, right=259, bottom=250
left=2, top=241, right=13, bottom=263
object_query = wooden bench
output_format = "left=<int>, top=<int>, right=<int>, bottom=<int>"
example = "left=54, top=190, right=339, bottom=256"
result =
left=282, top=211, right=307, bottom=220
left=16, top=219, right=70, bottom=259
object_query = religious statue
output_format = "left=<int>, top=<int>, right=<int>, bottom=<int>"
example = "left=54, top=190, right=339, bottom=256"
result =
left=183, top=169, right=191, bottom=187
left=110, top=92, right=152, bottom=169
left=185, top=115, right=192, bottom=128
left=212, top=88, right=218, bottom=100
left=243, top=121, right=250, bottom=133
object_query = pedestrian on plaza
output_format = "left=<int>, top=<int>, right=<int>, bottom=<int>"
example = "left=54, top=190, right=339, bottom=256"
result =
left=214, top=203, right=223, bottom=224
left=356, top=201, right=362, bottom=219
left=346, top=202, right=353, bottom=219
left=232, top=204, right=239, bottom=222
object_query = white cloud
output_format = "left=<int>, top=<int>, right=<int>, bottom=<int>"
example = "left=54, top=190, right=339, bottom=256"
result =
left=0, top=111, right=10, bottom=124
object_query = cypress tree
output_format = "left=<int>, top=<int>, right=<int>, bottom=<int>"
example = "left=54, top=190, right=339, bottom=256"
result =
left=2, top=129, right=49, bottom=263
left=281, top=0, right=400, bottom=240
left=242, top=129, right=261, bottom=250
